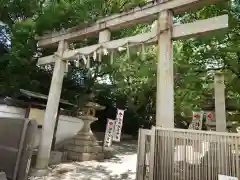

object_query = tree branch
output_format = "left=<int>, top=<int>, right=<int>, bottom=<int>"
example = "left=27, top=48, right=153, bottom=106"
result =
left=223, top=58, right=240, bottom=78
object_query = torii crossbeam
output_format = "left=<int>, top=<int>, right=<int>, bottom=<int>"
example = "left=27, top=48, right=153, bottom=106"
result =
left=35, top=0, right=228, bottom=172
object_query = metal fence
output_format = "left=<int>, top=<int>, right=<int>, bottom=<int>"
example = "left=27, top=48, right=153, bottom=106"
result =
left=136, top=129, right=152, bottom=180
left=137, top=127, right=240, bottom=180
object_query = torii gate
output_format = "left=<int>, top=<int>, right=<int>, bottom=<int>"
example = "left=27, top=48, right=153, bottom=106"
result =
left=35, top=0, right=228, bottom=171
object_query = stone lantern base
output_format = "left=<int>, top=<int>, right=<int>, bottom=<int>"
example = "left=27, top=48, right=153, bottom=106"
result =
left=65, top=115, right=104, bottom=161
left=67, top=132, right=104, bottom=161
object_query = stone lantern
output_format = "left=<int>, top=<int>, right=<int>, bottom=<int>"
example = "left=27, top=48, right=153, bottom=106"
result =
left=66, top=102, right=105, bottom=161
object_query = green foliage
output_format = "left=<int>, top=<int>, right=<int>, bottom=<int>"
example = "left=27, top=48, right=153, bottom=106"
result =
left=0, top=0, right=239, bottom=132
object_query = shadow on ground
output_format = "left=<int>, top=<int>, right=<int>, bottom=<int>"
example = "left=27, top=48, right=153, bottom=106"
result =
left=112, top=141, right=137, bottom=155
left=29, top=140, right=137, bottom=180
left=30, top=163, right=136, bottom=180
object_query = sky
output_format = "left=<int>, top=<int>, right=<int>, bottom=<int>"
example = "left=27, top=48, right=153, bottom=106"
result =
left=0, top=21, right=11, bottom=47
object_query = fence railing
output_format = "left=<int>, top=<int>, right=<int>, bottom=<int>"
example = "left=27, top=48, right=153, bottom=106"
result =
left=137, top=127, right=240, bottom=180
left=136, top=129, right=152, bottom=180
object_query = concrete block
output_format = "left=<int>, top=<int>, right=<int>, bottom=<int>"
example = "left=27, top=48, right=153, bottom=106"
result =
left=61, top=151, right=68, bottom=161
left=68, top=151, right=105, bottom=162
left=94, top=153, right=105, bottom=161
left=30, top=169, right=50, bottom=177
left=68, top=152, right=92, bottom=161
left=49, top=151, right=63, bottom=165
left=0, top=172, right=7, bottom=180
left=78, top=153, right=93, bottom=161
left=67, top=152, right=79, bottom=161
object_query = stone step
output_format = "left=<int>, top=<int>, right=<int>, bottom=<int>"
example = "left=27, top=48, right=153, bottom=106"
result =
left=74, top=139, right=99, bottom=146
left=74, top=135, right=97, bottom=141
left=67, top=145, right=103, bottom=153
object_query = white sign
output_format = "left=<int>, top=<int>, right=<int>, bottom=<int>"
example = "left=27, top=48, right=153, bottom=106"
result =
left=218, top=175, right=238, bottom=180
left=103, top=119, right=115, bottom=149
left=188, top=111, right=203, bottom=130
left=112, top=109, right=125, bottom=142
left=205, top=111, right=215, bottom=124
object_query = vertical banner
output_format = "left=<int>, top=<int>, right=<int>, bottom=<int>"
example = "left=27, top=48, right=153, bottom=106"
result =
left=112, top=109, right=125, bottom=142
left=103, top=119, right=115, bottom=149
left=189, top=111, right=204, bottom=152
left=188, top=111, right=204, bottom=130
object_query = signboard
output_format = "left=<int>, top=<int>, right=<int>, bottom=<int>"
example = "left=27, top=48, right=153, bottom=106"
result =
left=205, top=111, right=215, bottom=124
left=103, top=119, right=115, bottom=149
left=113, top=109, right=125, bottom=142
left=218, top=175, right=238, bottom=180
left=188, top=111, right=203, bottom=130
left=205, top=111, right=216, bottom=130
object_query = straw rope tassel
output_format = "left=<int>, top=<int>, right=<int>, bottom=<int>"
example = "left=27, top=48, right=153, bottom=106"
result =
left=65, top=60, right=69, bottom=73
left=87, top=55, right=90, bottom=69
left=98, top=49, right=102, bottom=62
left=87, top=56, right=91, bottom=78
left=93, top=51, right=97, bottom=61
left=126, top=42, right=130, bottom=59
left=141, top=43, right=146, bottom=60
left=110, top=50, right=114, bottom=65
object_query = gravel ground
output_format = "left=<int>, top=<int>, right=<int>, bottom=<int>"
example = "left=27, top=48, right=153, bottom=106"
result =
left=29, top=141, right=138, bottom=180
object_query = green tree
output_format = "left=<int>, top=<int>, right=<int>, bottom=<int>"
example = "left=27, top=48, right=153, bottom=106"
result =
left=0, top=0, right=239, bottom=133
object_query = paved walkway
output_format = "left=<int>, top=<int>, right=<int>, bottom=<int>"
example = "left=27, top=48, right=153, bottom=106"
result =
left=30, top=141, right=137, bottom=180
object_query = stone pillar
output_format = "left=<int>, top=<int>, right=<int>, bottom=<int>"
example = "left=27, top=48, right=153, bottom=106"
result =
left=36, top=40, right=68, bottom=170
left=81, top=119, right=92, bottom=134
left=156, top=10, right=174, bottom=128
left=214, top=72, right=227, bottom=132
left=152, top=10, right=174, bottom=180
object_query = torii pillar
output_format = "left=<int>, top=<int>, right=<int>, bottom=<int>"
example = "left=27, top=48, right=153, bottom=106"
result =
left=156, top=9, right=174, bottom=128
left=214, top=72, right=227, bottom=132
left=151, top=8, right=175, bottom=180
left=35, top=30, right=111, bottom=172
left=35, top=40, right=68, bottom=171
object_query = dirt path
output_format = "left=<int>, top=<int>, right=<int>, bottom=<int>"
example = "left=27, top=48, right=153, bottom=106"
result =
left=30, top=141, right=138, bottom=180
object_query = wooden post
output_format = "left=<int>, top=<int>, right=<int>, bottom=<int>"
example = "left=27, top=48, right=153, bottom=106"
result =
left=214, top=72, right=227, bottom=132
left=35, top=40, right=68, bottom=170
left=156, top=10, right=174, bottom=128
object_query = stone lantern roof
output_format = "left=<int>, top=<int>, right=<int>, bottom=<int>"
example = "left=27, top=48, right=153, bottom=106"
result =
left=77, top=101, right=105, bottom=121
left=84, top=102, right=105, bottom=110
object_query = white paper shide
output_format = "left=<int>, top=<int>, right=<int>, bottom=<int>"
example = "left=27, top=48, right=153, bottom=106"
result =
left=113, top=109, right=125, bottom=142
left=103, top=119, right=115, bottom=149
